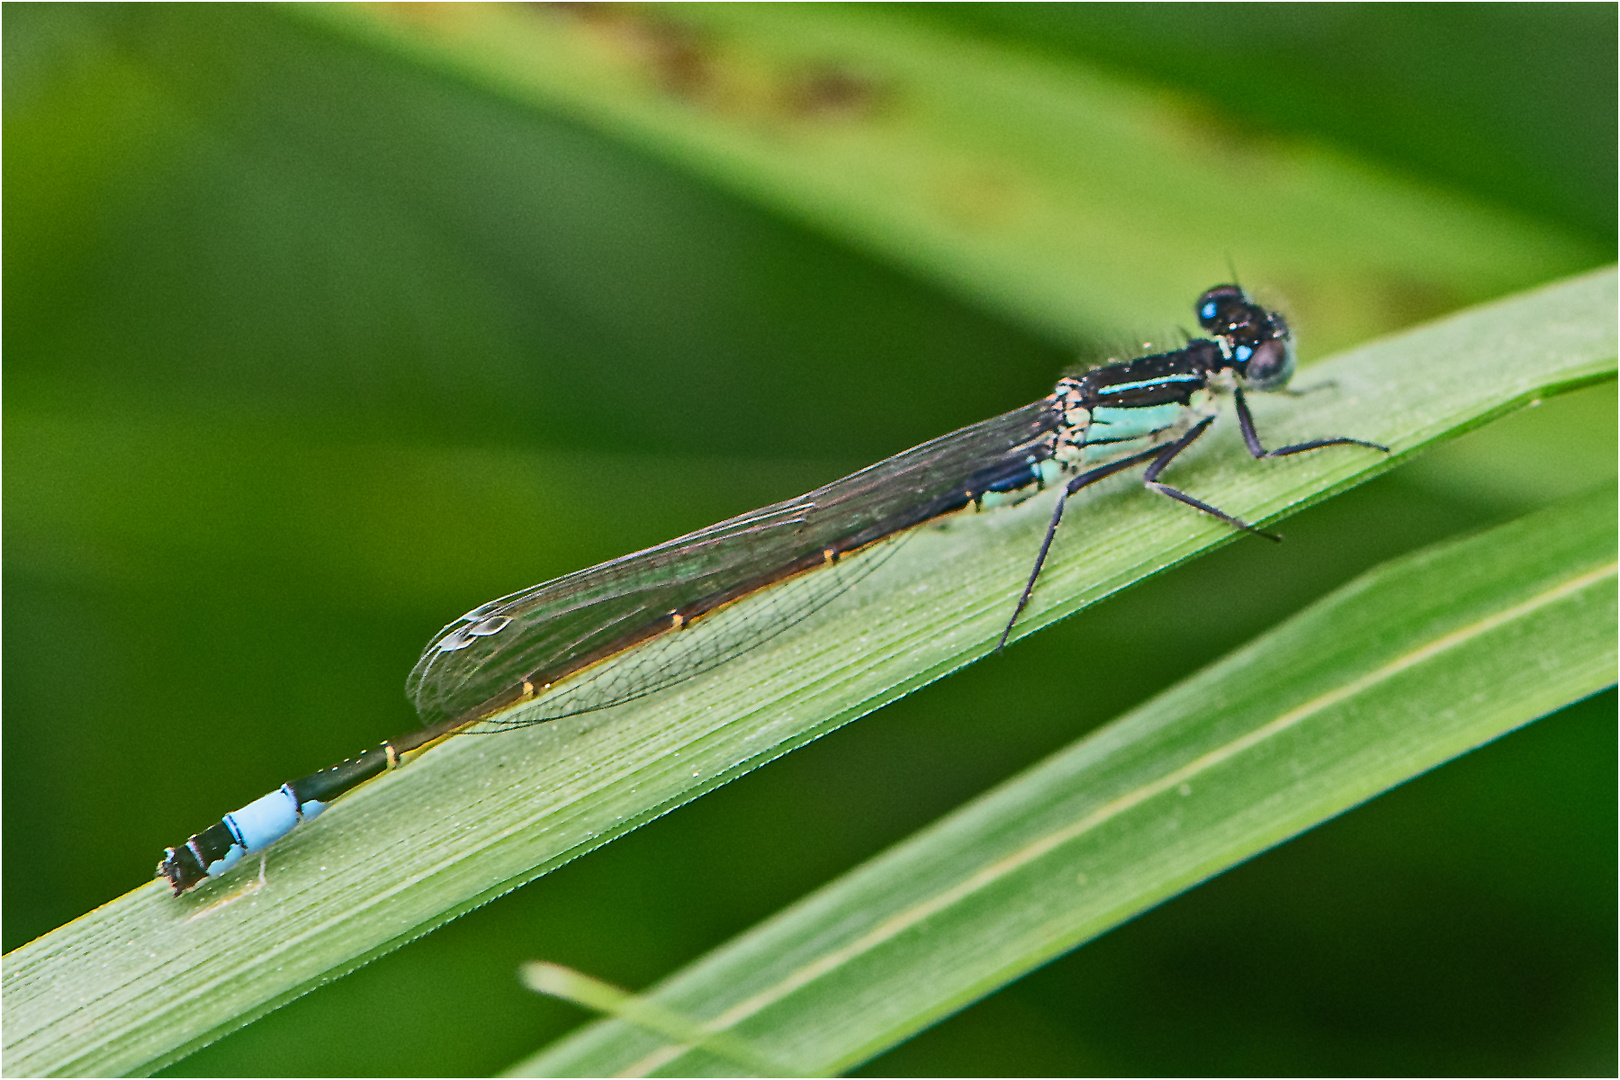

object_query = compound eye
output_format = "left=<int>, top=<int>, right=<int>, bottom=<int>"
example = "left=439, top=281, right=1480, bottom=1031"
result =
left=1242, top=337, right=1296, bottom=390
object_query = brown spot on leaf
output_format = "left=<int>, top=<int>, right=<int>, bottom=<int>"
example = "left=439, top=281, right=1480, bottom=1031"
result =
left=781, top=65, right=887, bottom=121
left=533, top=2, right=714, bottom=101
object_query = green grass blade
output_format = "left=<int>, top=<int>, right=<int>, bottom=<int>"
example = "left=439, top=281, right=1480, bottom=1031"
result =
left=299, top=3, right=1602, bottom=353
left=1, top=269, right=1613, bottom=1077
left=514, top=486, right=1618, bottom=1078
left=520, top=963, right=799, bottom=1078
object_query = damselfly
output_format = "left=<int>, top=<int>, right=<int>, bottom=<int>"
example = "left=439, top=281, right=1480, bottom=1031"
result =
left=158, top=285, right=1386, bottom=894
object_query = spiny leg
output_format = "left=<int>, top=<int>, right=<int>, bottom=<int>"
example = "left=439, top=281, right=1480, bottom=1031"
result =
left=1000, top=419, right=1260, bottom=648
left=997, top=446, right=1163, bottom=649
left=1000, top=398, right=1388, bottom=650
left=1233, top=388, right=1390, bottom=458
left=1141, top=417, right=1281, bottom=542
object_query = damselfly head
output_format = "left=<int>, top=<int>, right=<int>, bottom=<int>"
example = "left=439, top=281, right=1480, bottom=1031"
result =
left=1195, top=284, right=1296, bottom=392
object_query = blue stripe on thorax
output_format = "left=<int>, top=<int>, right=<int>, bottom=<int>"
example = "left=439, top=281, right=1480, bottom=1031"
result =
left=1093, top=374, right=1203, bottom=395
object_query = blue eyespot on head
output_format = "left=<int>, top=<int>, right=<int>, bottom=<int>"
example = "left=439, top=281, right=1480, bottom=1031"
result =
left=1234, top=344, right=1253, bottom=362
left=1195, top=284, right=1248, bottom=334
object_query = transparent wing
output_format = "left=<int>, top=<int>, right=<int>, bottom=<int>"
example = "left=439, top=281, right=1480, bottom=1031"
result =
left=463, top=531, right=908, bottom=732
left=407, top=396, right=1061, bottom=728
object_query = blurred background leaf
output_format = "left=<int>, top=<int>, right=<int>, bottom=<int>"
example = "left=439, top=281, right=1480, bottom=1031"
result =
left=306, top=3, right=1598, bottom=351
left=4, top=3, right=1614, bottom=1076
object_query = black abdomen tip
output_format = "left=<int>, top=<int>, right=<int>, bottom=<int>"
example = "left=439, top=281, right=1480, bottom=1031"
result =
left=157, top=844, right=207, bottom=895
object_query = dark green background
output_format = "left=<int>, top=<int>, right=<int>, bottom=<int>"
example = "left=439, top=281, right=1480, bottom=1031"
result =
left=5, top=4, right=1614, bottom=1075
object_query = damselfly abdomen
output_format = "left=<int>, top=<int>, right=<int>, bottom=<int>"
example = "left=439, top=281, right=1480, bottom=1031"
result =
left=158, top=285, right=1386, bottom=894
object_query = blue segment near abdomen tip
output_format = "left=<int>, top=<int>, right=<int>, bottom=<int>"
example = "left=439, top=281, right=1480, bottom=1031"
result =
left=223, top=785, right=302, bottom=853
left=161, top=773, right=347, bottom=892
